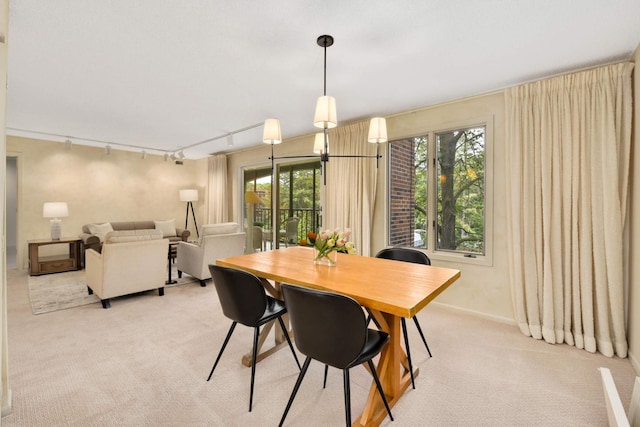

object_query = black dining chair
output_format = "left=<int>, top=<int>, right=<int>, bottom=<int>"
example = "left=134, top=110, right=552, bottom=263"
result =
left=206, top=264, right=301, bottom=412
left=279, top=284, right=393, bottom=427
left=374, top=247, right=433, bottom=389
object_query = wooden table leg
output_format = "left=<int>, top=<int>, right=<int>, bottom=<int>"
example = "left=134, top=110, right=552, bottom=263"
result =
left=354, top=311, right=416, bottom=426
left=241, top=278, right=293, bottom=367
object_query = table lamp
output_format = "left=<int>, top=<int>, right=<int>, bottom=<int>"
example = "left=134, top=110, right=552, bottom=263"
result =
left=179, top=189, right=199, bottom=237
left=43, top=202, right=69, bottom=240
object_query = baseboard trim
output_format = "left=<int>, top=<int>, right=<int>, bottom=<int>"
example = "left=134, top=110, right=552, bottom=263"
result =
left=430, top=301, right=517, bottom=326
left=1, top=388, right=12, bottom=417
left=628, top=350, right=640, bottom=375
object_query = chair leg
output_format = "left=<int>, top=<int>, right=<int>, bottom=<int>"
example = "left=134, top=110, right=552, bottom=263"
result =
left=207, top=322, right=237, bottom=381
left=367, top=360, right=394, bottom=422
left=401, top=318, right=416, bottom=389
left=249, top=325, right=260, bottom=412
left=341, top=369, right=352, bottom=427
left=279, top=356, right=312, bottom=427
left=323, top=364, right=329, bottom=389
left=412, top=316, right=432, bottom=357
left=277, top=317, right=301, bottom=370
left=101, top=299, right=111, bottom=309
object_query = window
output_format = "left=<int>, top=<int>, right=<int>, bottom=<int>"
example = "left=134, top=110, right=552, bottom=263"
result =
left=244, top=161, right=321, bottom=249
left=389, top=120, right=491, bottom=262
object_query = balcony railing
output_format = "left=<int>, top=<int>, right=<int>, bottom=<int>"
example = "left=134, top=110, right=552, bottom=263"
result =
left=252, top=207, right=320, bottom=243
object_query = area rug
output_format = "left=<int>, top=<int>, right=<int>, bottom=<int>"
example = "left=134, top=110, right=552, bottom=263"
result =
left=28, top=270, right=100, bottom=315
left=28, top=265, right=201, bottom=315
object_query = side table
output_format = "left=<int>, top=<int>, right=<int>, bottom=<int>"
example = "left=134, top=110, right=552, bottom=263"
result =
left=28, top=237, right=82, bottom=276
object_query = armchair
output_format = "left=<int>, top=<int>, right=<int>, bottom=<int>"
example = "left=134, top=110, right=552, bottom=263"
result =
left=85, top=230, right=169, bottom=309
left=176, top=222, right=245, bottom=287
left=279, top=217, right=299, bottom=247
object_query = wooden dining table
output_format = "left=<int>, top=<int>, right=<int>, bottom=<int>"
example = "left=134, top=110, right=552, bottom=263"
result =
left=216, top=246, right=461, bottom=427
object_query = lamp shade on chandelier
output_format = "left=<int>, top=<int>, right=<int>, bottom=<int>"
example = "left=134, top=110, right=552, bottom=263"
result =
left=314, top=96, right=337, bottom=129
left=262, top=118, right=282, bottom=145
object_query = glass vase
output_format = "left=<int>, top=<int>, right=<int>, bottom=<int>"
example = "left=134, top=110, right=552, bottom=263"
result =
left=313, top=248, right=337, bottom=266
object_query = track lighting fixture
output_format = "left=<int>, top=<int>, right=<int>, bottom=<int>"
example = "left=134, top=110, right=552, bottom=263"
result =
left=141, top=150, right=147, bottom=159
left=64, top=138, right=72, bottom=150
left=105, top=145, right=111, bottom=155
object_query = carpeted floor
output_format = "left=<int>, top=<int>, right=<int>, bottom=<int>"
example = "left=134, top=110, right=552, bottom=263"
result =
left=27, top=265, right=201, bottom=314
left=4, top=267, right=638, bottom=426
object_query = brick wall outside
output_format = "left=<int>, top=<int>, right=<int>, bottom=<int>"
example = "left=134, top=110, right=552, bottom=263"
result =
left=389, top=139, right=414, bottom=246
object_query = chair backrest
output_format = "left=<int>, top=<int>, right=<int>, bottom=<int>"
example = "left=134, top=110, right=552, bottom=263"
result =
left=284, top=217, right=299, bottom=239
left=599, top=367, right=640, bottom=427
left=375, top=247, right=431, bottom=265
left=281, top=284, right=367, bottom=369
left=252, top=226, right=263, bottom=250
left=209, top=265, right=268, bottom=327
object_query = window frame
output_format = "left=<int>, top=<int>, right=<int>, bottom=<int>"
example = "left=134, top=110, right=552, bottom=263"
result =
left=387, top=115, right=494, bottom=267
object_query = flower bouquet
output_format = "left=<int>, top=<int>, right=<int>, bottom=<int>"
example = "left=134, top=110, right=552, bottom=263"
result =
left=307, top=228, right=356, bottom=266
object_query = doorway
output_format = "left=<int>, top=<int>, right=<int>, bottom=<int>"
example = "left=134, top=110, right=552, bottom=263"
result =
left=6, top=156, right=17, bottom=269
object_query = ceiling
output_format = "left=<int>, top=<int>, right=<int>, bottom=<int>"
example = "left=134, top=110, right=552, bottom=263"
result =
left=6, top=1, right=640, bottom=159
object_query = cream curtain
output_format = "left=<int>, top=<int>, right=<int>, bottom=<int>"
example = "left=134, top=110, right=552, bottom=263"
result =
left=325, top=121, right=378, bottom=256
left=207, top=154, right=228, bottom=224
left=505, top=62, right=633, bottom=358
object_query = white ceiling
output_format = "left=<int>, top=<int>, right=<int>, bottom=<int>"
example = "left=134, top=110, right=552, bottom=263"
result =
left=6, top=1, right=640, bottom=159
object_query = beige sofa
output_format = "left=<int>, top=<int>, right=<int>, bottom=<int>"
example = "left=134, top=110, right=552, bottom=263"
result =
left=85, top=230, right=169, bottom=308
left=80, top=220, right=189, bottom=251
left=176, top=222, right=245, bottom=286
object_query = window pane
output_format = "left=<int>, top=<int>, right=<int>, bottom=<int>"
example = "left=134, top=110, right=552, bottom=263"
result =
left=277, top=161, right=321, bottom=245
left=414, top=137, right=427, bottom=248
left=436, top=127, right=485, bottom=254
left=389, top=139, right=418, bottom=247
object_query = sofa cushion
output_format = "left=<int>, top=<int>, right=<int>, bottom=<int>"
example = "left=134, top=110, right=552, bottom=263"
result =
left=154, top=219, right=177, bottom=238
left=105, top=229, right=163, bottom=244
left=199, top=222, right=239, bottom=245
left=88, top=222, right=114, bottom=243
left=201, top=222, right=238, bottom=236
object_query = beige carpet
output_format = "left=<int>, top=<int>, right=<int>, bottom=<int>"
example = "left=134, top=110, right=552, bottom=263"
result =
left=4, top=268, right=638, bottom=426
left=27, top=265, right=201, bottom=314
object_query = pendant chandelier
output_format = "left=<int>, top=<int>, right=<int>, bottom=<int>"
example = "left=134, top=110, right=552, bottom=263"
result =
left=262, top=34, right=388, bottom=185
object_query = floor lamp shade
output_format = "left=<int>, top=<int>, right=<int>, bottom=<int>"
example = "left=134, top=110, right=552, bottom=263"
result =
left=179, top=189, right=198, bottom=202
left=180, top=190, right=199, bottom=237
left=43, top=202, right=69, bottom=241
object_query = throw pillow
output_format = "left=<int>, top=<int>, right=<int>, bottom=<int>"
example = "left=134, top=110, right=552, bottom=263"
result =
left=88, top=222, right=114, bottom=243
left=154, top=219, right=177, bottom=238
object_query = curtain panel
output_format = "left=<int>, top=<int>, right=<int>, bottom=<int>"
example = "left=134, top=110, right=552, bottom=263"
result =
left=325, top=121, right=378, bottom=256
left=207, top=154, right=228, bottom=224
left=505, top=62, right=633, bottom=357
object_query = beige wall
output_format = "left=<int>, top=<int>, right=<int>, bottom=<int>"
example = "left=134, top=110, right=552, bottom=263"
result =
left=227, top=91, right=514, bottom=322
left=7, top=136, right=208, bottom=272
left=628, top=44, right=640, bottom=372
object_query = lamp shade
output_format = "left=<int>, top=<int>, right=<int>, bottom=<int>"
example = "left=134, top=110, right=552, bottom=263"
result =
left=179, top=189, right=198, bottom=202
left=42, top=202, right=69, bottom=218
left=313, top=96, right=337, bottom=129
left=368, top=117, right=388, bottom=143
left=245, top=190, right=263, bottom=205
left=262, top=118, right=282, bottom=145
left=313, top=133, right=329, bottom=154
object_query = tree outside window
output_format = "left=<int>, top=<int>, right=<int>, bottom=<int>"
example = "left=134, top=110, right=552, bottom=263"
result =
left=389, top=125, right=485, bottom=256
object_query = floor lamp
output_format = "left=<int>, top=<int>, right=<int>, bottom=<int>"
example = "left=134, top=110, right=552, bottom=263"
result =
left=179, top=189, right=199, bottom=238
